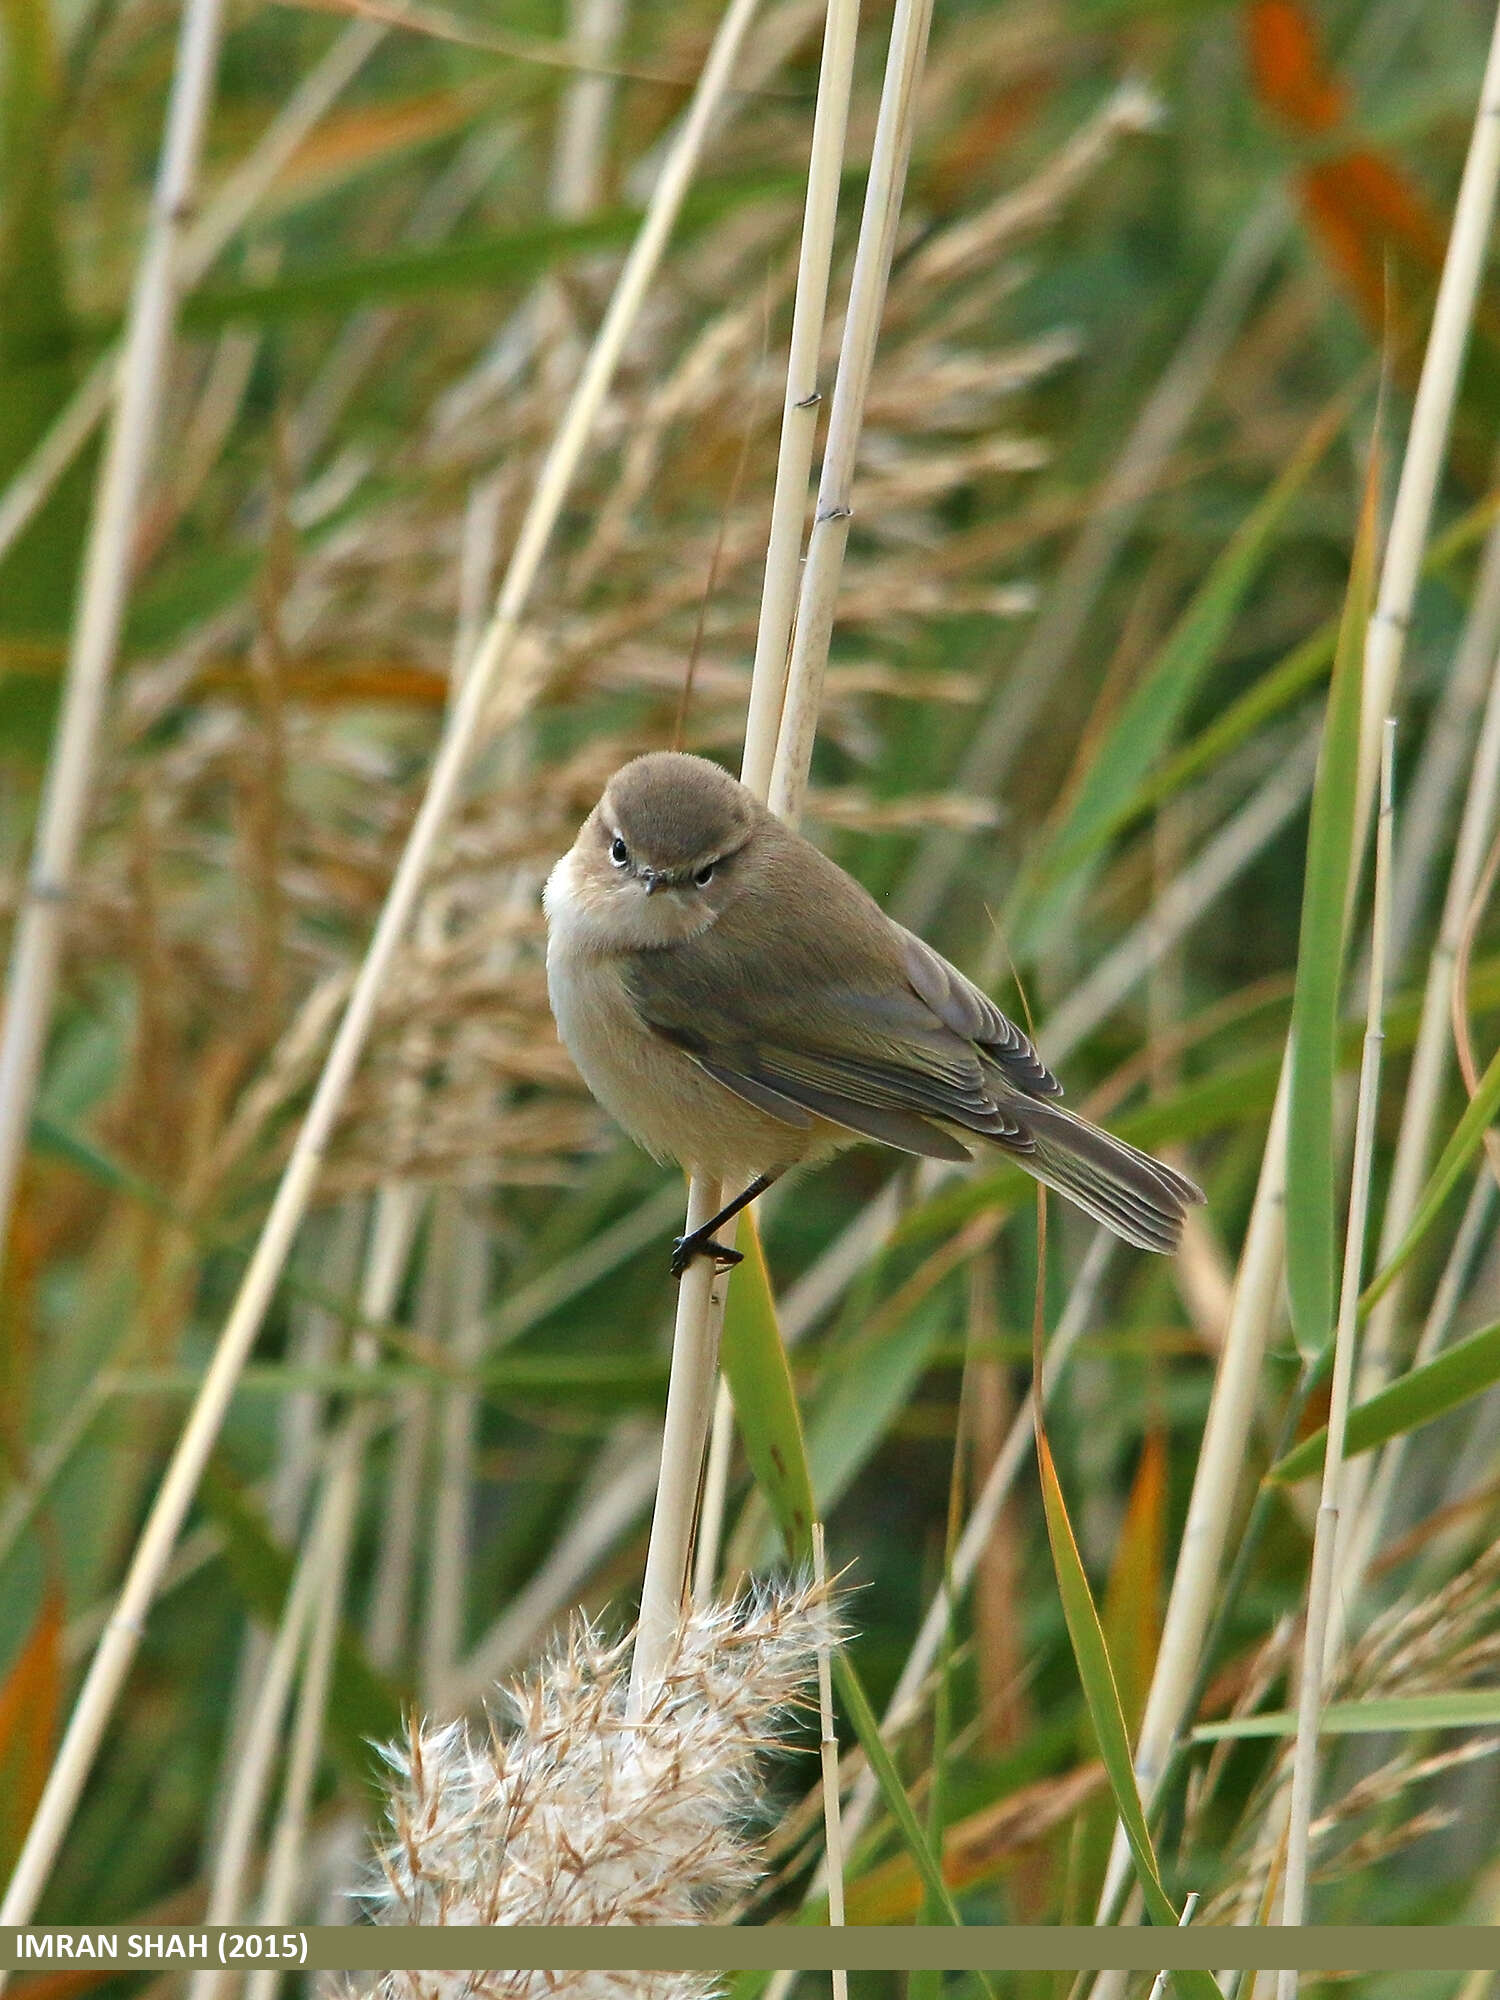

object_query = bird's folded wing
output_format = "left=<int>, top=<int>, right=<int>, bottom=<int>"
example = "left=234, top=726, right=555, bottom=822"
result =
left=623, top=942, right=1030, bottom=1164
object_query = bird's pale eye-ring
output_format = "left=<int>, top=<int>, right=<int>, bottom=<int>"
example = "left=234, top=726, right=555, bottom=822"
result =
left=693, top=862, right=715, bottom=887
left=609, top=835, right=629, bottom=868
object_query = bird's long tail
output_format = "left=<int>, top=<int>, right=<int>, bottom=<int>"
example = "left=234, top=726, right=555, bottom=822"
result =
left=1010, top=1097, right=1204, bottom=1254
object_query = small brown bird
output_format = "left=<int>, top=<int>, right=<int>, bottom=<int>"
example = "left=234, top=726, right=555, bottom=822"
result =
left=545, top=752, right=1203, bottom=1276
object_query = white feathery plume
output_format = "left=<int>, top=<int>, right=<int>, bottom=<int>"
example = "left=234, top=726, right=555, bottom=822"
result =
left=356, top=1582, right=836, bottom=1998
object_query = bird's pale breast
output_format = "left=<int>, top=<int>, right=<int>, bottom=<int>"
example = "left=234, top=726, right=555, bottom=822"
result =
left=544, top=848, right=823, bottom=1183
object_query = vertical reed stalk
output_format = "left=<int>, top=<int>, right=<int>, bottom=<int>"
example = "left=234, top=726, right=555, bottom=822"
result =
left=550, top=0, right=627, bottom=220
left=225, top=1181, right=419, bottom=1954
left=0, top=18, right=384, bottom=566
left=1349, top=1169, right=1495, bottom=1576
left=194, top=1199, right=364, bottom=1939
left=368, top=1193, right=443, bottom=1673
left=767, top=0, right=934, bottom=826
left=0, top=0, right=765, bottom=1925
left=247, top=1418, right=367, bottom=1986
left=626, top=1177, right=727, bottom=1715
left=0, top=0, right=226, bottom=1282
left=626, top=0, right=934, bottom=1717
left=1383, top=474, right=1500, bottom=981
left=1090, top=9, right=1500, bottom=1955
left=694, top=0, right=857, bottom=1596
left=1338, top=630, right=1500, bottom=1599
left=737, top=0, right=859, bottom=800
left=402, top=475, right=505, bottom=1694
left=1276, top=723, right=1395, bottom=1979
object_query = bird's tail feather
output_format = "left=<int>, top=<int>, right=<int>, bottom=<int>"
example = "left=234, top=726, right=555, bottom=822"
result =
left=1016, top=1099, right=1203, bottom=1254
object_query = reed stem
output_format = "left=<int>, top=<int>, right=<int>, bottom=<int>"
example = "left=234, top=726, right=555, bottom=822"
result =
left=625, top=1174, right=727, bottom=1716
left=835, top=1228, right=1115, bottom=1864
left=0, top=19, right=384, bottom=568
left=768, top=0, right=935, bottom=825
left=1276, top=722, right=1395, bottom=1979
left=0, top=0, right=226, bottom=1285
left=185, top=1471, right=332, bottom=2000
left=738, top=0, right=859, bottom=801
left=627, top=0, right=934, bottom=1718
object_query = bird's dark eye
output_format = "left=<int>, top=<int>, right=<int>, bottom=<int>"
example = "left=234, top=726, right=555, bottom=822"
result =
left=694, top=862, right=715, bottom=887
left=609, top=836, right=629, bottom=867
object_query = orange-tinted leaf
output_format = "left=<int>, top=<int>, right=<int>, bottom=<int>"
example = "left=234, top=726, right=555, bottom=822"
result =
left=198, top=656, right=451, bottom=708
left=1102, top=1429, right=1166, bottom=1737
left=0, top=1159, right=45, bottom=1437
left=1301, top=154, right=1452, bottom=335
left=1245, top=0, right=1500, bottom=482
left=0, top=1581, right=63, bottom=1876
left=1247, top=0, right=1451, bottom=314
left=1067, top=1430, right=1168, bottom=1919
left=1246, top=0, right=1344, bottom=133
left=4, top=641, right=455, bottom=710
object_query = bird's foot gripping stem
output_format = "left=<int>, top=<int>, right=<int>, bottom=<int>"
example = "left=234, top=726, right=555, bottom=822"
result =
left=668, top=1174, right=774, bottom=1279
left=670, top=1232, right=743, bottom=1278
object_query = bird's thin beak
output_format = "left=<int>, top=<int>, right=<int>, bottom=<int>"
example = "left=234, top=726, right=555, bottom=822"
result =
left=643, top=871, right=666, bottom=896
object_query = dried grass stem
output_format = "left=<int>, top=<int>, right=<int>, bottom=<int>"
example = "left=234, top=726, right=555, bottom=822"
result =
left=0, top=0, right=226, bottom=1281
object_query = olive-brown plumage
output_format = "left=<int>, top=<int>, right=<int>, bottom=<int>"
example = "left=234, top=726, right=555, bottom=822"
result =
left=545, top=752, right=1203, bottom=1270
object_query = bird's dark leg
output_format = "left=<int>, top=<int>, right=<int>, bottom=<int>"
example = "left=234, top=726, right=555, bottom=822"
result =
left=671, top=1175, right=775, bottom=1278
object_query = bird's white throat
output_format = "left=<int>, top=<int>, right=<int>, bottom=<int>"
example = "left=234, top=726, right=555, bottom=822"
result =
left=543, top=842, right=717, bottom=956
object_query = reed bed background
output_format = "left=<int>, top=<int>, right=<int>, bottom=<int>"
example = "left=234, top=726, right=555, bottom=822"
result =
left=4, top=0, right=1500, bottom=1993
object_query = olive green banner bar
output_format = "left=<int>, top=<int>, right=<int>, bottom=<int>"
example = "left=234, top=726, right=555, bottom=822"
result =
left=4, top=1928, right=1500, bottom=1974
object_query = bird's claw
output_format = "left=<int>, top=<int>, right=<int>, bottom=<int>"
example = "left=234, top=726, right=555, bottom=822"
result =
left=670, top=1234, right=745, bottom=1279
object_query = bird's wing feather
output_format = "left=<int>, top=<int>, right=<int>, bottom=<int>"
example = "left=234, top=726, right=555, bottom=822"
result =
left=717, top=1063, right=975, bottom=1161
left=897, top=926, right=1062, bottom=1099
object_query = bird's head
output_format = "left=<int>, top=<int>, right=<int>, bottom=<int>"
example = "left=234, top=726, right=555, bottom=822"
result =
left=557, top=751, right=760, bottom=947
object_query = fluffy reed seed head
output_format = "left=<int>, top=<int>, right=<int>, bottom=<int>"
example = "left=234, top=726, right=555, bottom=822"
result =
left=354, top=1581, right=838, bottom=1999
